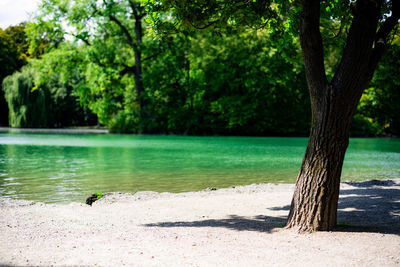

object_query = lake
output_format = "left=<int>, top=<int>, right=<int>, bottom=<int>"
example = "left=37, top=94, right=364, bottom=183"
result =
left=0, top=133, right=399, bottom=203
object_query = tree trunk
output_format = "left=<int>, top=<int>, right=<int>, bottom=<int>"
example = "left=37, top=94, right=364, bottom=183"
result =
left=286, top=85, right=357, bottom=231
left=107, top=2, right=146, bottom=130
left=285, top=0, right=395, bottom=231
left=133, top=14, right=144, bottom=112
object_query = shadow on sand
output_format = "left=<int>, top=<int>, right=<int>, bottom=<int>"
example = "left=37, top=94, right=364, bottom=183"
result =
left=336, top=180, right=400, bottom=234
left=145, top=214, right=287, bottom=233
left=144, top=180, right=400, bottom=234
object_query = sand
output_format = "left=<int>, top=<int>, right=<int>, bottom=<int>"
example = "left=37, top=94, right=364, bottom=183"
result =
left=1, top=179, right=399, bottom=266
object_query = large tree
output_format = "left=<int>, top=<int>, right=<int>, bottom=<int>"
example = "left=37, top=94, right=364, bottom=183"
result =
left=286, top=0, right=399, bottom=231
left=157, top=0, right=400, bottom=231
left=29, top=0, right=151, bottom=131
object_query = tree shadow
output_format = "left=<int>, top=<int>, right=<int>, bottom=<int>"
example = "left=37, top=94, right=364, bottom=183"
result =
left=265, top=181, right=400, bottom=234
left=268, top=205, right=290, bottom=211
left=336, top=180, right=400, bottom=234
left=144, top=180, right=400, bottom=234
left=144, top=214, right=287, bottom=233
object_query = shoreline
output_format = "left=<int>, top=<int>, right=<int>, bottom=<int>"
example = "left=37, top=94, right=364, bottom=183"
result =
left=0, top=127, right=109, bottom=134
left=1, top=179, right=399, bottom=266
left=1, top=127, right=399, bottom=138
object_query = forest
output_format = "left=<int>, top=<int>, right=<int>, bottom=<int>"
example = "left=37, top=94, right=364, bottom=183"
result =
left=1, top=0, right=399, bottom=136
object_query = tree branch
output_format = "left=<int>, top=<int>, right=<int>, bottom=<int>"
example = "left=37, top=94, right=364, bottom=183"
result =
left=120, top=65, right=136, bottom=76
left=90, top=52, right=135, bottom=77
left=142, top=52, right=163, bottom=62
left=331, top=0, right=381, bottom=93
left=128, top=0, right=146, bottom=20
left=366, top=1, right=400, bottom=81
left=108, top=14, right=137, bottom=48
left=324, top=21, right=344, bottom=40
left=68, top=32, right=92, bottom=46
left=299, top=0, right=328, bottom=101
left=186, top=19, right=220, bottom=30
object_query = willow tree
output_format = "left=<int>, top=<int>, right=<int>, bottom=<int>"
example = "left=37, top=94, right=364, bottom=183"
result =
left=159, top=0, right=400, bottom=231
left=2, top=67, right=49, bottom=128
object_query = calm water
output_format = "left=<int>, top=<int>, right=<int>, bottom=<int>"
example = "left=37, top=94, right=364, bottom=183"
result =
left=0, top=133, right=399, bottom=203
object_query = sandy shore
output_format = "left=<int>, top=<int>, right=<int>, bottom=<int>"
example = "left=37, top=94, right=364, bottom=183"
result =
left=1, top=179, right=399, bottom=266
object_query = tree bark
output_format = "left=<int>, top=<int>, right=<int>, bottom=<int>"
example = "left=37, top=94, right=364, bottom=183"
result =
left=133, top=11, right=145, bottom=112
left=286, top=87, right=355, bottom=231
left=285, top=0, right=397, bottom=231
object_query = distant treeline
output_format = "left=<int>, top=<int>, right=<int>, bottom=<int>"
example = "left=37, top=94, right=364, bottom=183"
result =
left=0, top=2, right=399, bottom=136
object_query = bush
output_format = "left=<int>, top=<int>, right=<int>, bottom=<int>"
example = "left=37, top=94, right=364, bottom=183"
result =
left=108, top=110, right=138, bottom=133
left=350, top=114, right=382, bottom=136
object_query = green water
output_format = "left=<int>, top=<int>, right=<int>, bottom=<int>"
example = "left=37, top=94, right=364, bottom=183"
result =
left=0, top=133, right=399, bottom=203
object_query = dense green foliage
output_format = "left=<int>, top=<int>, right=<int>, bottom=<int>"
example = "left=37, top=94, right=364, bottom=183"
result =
left=2, top=67, right=48, bottom=127
left=31, top=43, right=97, bottom=127
left=189, top=31, right=309, bottom=135
left=354, top=44, right=400, bottom=136
left=2, top=59, right=96, bottom=128
left=0, top=24, right=29, bottom=126
left=141, top=30, right=310, bottom=135
left=1, top=23, right=95, bottom=128
left=1, top=0, right=398, bottom=136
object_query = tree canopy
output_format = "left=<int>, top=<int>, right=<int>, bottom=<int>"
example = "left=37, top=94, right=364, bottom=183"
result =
left=11, top=0, right=396, bottom=136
